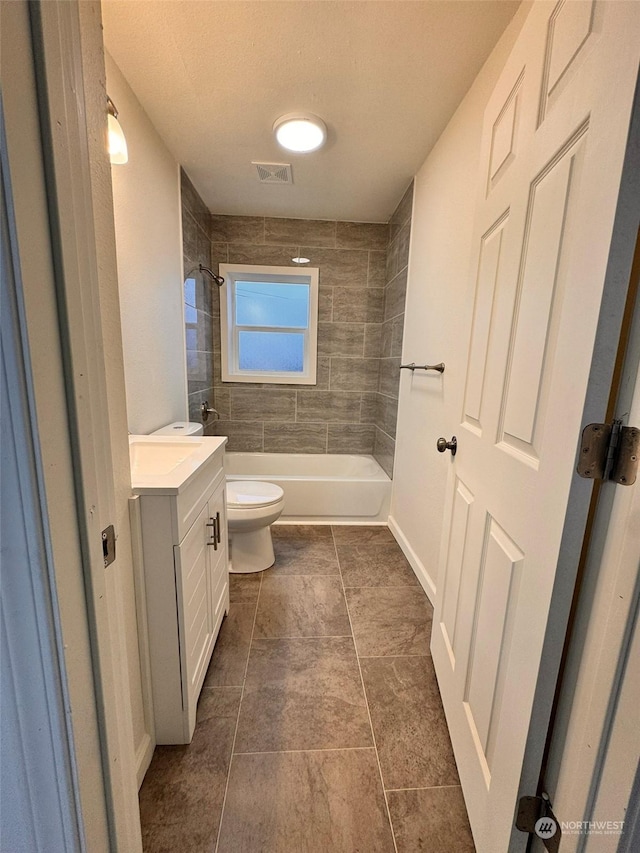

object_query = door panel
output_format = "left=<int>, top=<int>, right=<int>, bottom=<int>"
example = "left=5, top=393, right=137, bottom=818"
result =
left=500, top=126, right=587, bottom=458
left=464, top=516, right=524, bottom=782
left=488, top=71, right=524, bottom=193
left=174, top=504, right=215, bottom=703
left=440, top=478, right=475, bottom=666
left=431, top=2, right=640, bottom=850
left=463, top=214, right=509, bottom=434
left=540, top=0, right=596, bottom=122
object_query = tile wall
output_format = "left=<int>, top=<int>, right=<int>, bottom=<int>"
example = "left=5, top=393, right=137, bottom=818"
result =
left=181, top=169, right=217, bottom=436
left=372, top=182, right=413, bottom=476
left=180, top=171, right=413, bottom=474
left=208, top=215, right=389, bottom=457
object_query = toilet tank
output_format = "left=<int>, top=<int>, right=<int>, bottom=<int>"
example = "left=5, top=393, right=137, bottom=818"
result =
left=150, top=421, right=204, bottom=436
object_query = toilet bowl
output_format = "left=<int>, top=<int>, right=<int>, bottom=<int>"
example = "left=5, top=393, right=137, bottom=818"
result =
left=226, top=480, right=285, bottom=573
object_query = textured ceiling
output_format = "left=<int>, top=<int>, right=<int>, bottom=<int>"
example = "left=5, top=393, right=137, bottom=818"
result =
left=102, top=0, right=520, bottom=222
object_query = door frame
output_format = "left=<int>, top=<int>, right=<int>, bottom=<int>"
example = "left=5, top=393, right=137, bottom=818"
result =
left=511, top=73, right=640, bottom=849
left=2, top=0, right=142, bottom=848
left=1, top=98, right=86, bottom=853
left=529, top=199, right=640, bottom=851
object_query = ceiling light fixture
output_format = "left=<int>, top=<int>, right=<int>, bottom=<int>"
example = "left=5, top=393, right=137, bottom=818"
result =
left=292, top=256, right=311, bottom=264
left=273, top=113, right=327, bottom=153
left=107, top=97, right=128, bottom=164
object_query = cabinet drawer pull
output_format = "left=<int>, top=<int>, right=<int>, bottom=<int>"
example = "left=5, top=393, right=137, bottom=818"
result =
left=207, top=517, right=217, bottom=549
left=216, top=512, right=221, bottom=544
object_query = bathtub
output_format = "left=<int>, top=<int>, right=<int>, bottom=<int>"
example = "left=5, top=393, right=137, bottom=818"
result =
left=224, top=453, right=391, bottom=523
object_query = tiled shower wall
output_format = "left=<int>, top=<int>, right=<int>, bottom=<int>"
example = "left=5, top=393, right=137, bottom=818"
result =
left=372, top=182, right=413, bottom=476
left=181, top=170, right=218, bottom=436
left=180, top=172, right=413, bottom=474
left=208, top=215, right=389, bottom=457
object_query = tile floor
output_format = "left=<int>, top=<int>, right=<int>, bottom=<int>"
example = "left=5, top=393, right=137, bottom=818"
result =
left=139, top=525, right=475, bottom=852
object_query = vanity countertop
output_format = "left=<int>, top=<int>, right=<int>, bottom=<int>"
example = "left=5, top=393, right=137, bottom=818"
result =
left=129, top=434, right=227, bottom=495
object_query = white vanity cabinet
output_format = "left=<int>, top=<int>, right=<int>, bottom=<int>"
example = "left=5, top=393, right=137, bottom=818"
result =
left=133, top=438, right=228, bottom=744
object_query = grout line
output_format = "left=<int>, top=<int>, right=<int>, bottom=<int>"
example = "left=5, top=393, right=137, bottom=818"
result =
left=263, top=572, right=342, bottom=578
left=341, top=584, right=424, bottom=590
left=214, top=570, right=263, bottom=853
left=357, top=654, right=432, bottom=660
left=233, top=746, right=376, bottom=756
left=316, top=354, right=387, bottom=360
left=330, top=525, right=399, bottom=853
left=251, top=634, right=354, bottom=641
left=384, top=784, right=462, bottom=793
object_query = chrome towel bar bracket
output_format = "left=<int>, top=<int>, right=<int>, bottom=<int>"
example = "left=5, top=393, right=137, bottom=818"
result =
left=400, top=362, right=445, bottom=374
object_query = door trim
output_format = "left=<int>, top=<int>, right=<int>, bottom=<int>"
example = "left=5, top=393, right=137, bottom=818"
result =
left=5, top=1, right=143, bottom=847
left=1, top=98, right=85, bottom=853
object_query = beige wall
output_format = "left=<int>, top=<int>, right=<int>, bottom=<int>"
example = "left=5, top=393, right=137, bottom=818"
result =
left=390, top=3, right=530, bottom=597
left=106, top=53, right=187, bottom=435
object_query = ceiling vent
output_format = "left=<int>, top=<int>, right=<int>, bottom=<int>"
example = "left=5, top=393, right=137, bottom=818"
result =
left=252, top=162, right=293, bottom=184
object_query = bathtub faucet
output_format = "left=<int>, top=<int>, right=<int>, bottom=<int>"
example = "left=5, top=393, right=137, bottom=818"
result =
left=201, top=401, right=220, bottom=422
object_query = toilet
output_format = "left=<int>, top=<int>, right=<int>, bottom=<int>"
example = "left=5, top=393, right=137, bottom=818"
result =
left=151, top=422, right=284, bottom=573
left=226, top=480, right=285, bottom=573
left=151, top=421, right=204, bottom=437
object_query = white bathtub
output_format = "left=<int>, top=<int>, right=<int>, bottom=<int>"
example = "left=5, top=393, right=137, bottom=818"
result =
left=224, top=453, right=391, bottom=524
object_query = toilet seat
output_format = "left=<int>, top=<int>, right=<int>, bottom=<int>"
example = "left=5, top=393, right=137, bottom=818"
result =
left=226, top=480, right=284, bottom=510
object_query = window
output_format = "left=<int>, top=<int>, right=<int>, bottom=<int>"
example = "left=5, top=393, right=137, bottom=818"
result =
left=219, top=264, right=319, bottom=384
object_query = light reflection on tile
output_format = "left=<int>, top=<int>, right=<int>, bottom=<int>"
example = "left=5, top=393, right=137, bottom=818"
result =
left=218, top=749, right=396, bottom=852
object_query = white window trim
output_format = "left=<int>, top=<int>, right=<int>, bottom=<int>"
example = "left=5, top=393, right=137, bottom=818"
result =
left=219, top=263, right=319, bottom=385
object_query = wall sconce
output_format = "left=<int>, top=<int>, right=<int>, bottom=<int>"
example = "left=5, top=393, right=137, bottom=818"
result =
left=107, top=96, right=128, bottom=164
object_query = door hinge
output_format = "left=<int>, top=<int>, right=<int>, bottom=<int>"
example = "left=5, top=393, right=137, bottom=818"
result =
left=516, top=792, right=561, bottom=852
left=102, top=524, right=116, bottom=567
left=577, top=419, right=639, bottom=485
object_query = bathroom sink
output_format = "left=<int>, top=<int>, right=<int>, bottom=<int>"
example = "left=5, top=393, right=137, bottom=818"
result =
left=130, top=439, right=203, bottom=476
left=129, top=435, right=227, bottom=493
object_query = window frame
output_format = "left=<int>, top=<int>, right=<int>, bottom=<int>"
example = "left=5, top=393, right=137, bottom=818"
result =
left=219, top=263, right=319, bottom=384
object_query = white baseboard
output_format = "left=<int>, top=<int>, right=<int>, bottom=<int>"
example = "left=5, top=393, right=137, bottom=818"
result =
left=274, top=519, right=387, bottom=526
left=388, top=515, right=436, bottom=606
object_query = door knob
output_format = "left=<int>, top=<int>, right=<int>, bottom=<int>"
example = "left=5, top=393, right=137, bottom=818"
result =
left=437, top=436, right=457, bottom=456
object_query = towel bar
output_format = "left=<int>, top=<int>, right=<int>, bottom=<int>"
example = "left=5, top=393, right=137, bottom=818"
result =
left=399, top=362, right=445, bottom=374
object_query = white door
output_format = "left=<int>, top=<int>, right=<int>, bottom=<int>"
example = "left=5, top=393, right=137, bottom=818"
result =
left=430, top=2, right=640, bottom=851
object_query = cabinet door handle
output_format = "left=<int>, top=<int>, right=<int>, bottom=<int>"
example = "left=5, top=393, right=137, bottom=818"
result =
left=206, top=518, right=217, bottom=549
left=215, top=512, right=221, bottom=544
